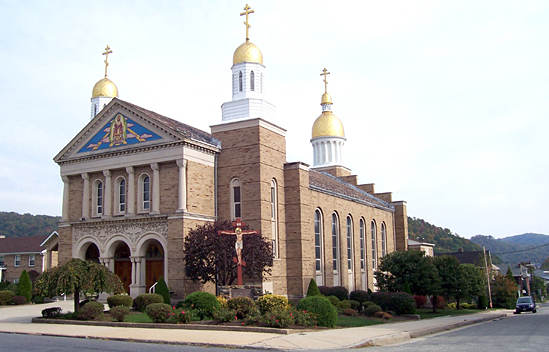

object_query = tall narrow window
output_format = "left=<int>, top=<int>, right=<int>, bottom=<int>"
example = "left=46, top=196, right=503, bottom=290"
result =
left=332, top=213, right=339, bottom=272
left=250, top=71, right=255, bottom=91
left=381, top=222, right=387, bottom=257
left=230, top=178, right=242, bottom=220
left=143, top=175, right=150, bottom=211
left=239, top=71, right=243, bottom=92
left=359, top=219, right=365, bottom=271
left=115, top=177, right=126, bottom=214
left=271, top=179, right=278, bottom=258
left=97, top=181, right=103, bottom=215
left=371, top=221, right=377, bottom=269
left=29, top=254, right=35, bottom=266
left=14, top=255, right=20, bottom=267
left=314, top=209, right=323, bottom=273
left=0, top=255, right=4, bottom=267
left=347, top=216, right=353, bottom=271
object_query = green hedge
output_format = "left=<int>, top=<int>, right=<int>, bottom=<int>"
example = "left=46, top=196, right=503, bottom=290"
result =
left=133, top=293, right=164, bottom=311
left=183, top=291, right=220, bottom=320
left=296, top=296, right=338, bottom=327
left=0, top=290, right=14, bottom=305
left=145, top=303, right=173, bottom=323
left=107, top=294, right=133, bottom=308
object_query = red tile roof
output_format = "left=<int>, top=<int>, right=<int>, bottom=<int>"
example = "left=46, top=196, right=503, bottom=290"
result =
left=0, top=235, right=49, bottom=254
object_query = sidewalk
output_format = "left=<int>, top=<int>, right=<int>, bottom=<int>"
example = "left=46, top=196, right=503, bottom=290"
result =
left=0, top=300, right=512, bottom=350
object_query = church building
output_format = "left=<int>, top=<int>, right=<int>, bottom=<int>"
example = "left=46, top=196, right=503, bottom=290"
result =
left=54, top=5, right=408, bottom=300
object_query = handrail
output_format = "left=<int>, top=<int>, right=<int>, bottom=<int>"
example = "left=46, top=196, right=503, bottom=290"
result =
left=149, top=281, right=158, bottom=293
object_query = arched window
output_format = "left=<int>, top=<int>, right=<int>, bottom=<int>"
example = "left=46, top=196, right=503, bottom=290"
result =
left=314, top=209, right=323, bottom=276
left=239, top=71, right=243, bottom=92
left=332, top=213, right=339, bottom=273
left=138, top=173, right=151, bottom=212
left=115, top=177, right=126, bottom=215
left=359, top=219, right=365, bottom=271
left=381, top=222, right=387, bottom=257
left=250, top=71, right=255, bottom=91
left=271, top=179, right=278, bottom=258
left=371, top=220, right=377, bottom=269
left=347, top=216, right=353, bottom=272
left=92, top=180, right=103, bottom=217
left=230, top=178, right=241, bottom=220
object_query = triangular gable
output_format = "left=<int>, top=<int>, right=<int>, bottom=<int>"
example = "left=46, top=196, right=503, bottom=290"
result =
left=78, top=113, right=162, bottom=153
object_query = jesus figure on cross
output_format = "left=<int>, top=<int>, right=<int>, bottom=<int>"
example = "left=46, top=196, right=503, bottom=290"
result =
left=218, top=218, right=259, bottom=285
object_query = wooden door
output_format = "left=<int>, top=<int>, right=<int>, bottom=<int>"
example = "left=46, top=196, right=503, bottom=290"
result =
left=146, top=260, right=164, bottom=292
left=115, top=261, right=132, bottom=294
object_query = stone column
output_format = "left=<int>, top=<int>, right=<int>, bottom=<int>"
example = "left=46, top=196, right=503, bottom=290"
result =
left=102, top=170, right=112, bottom=218
left=125, top=166, right=135, bottom=216
left=81, top=173, right=90, bottom=219
left=61, top=176, right=70, bottom=221
left=176, top=159, right=187, bottom=212
left=150, top=163, right=160, bottom=214
left=130, top=257, right=137, bottom=286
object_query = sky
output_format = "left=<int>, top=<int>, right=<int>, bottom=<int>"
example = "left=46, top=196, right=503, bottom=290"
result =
left=1, top=1, right=548, bottom=239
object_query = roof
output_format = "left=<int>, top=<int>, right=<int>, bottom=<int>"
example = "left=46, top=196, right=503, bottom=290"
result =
left=0, top=235, right=49, bottom=254
left=435, top=250, right=488, bottom=266
left=118, top=99, right=220, bottom=148
left=408, top=239, right=435, bottom=247
left=309, top=170, right=393, bottom=210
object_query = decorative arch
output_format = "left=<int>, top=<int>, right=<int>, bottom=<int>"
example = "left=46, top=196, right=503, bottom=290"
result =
left=75, top=238, right=102, bottom=262
left=136, top=234, right=168, bottom=292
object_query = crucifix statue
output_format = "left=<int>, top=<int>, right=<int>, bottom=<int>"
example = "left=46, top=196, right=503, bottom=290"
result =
left=102, top=45, right=113, bottom=78
left=218, top=218, right=260, bottom=285
left=240, top=4, right=255, bottom=41
left=320, top=67, right=330, bottom=93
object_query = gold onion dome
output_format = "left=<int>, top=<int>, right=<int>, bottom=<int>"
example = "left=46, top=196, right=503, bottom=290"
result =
left=321, top=93, right=332, bottom=105
left=92, top=77, right=118, bottom=98
left=233, top=41, right=263, bottom=65
left=312, top=111, right=345, bottom=139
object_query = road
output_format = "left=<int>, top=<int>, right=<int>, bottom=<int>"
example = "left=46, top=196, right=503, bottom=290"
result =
left=0, top=307, right=546, bottom=351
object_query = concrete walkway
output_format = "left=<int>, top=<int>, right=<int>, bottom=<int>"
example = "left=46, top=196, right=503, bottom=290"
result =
left=0, top=300, right=513, bottom=350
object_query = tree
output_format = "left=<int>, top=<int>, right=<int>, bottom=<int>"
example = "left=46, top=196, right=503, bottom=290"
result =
left=156, top=276, right=171, bottom=305
left=16, top=270, right=32, bottom=302
left=506, top=266, right=514, bottom=281
left=375, top=250, right=441, bottom=312
left=306, top=278, right=320, bottom=296
left=183, top=220, right=273, bottom=286
left=34, top=258, right=124, bottom=312
left=491, top=274, right=518, bottom=309
left=432, top=255, right=461, bottom=304
left=453, top=263, right=485, bottom=309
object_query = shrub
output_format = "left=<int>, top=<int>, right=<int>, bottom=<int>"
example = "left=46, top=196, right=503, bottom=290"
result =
left=317, top=286, right=330, bottom=296
left=213, top=307, right=238, bottom=322
left=296, top=296, right=338, bottom=327
left=32, top=296, right=45, bottom=304
left=402, top=282, right=412, bottom=295
left=174, top=308, right=195, bottom=324
left=227, top=296, right=255, bottom=320
left=42, top=307, right=62, bottom=318
left=362, top=301, right=376, bottom=309
left=0, top=290, right=14, bottom=305
left=365, top=304, right=382, bottom=317
left=413, top=295, right=428, bottom=308
left=292, top=308, right=317, bottom=327
left=257, top=294, right=290, bottom=314
left=327, top=295, right=340, bottom=307
left=156, top=276, right=171, bottom=305
left=477, top=296, right=488, bottom=310
left=184, top=291, right=221, bottom=320
left=435, top=296, right=445, bottom=309
left=306, top=278, right=321, bottom=297
left=110, top=306, right=131, bottom=322
left=447, top=302, right=457, bottom=309
left=350, top=290, right=369, bottom=305
left=261, top=307, right=294, bottom=328
left=328, top=286, right=349, bottom=301
left=389, top=292, right=415, bottom=315
left=217, top=295, right=228, bottom=308
left=79, top=301, right=105, bottom=320
left=369, top=292, right=392, bottom=311
left=0, top=281, right=9, bottom=291
left=338, top=299, right=352, bottom=311
left=343, top=308, right=358, bottom=316
left=5, top=283, right=17, bottom=294
left=374, top=311, right=393, bottom=319
left=16, top=270, right=32, bottom=303
left=11, top=295, right=27, bottom=305
left=349, top=300, right=361, bottom=312
left=107, top=294, right=133, bottom=308
left=133, top=293, right=164, bottom=311
left=145, top=303, right=173, bottom=323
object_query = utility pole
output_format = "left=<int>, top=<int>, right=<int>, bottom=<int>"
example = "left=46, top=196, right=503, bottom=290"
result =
left=483, top=246, right=493, bottom=308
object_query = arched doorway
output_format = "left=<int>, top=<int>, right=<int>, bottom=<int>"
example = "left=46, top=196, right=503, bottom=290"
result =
left=114, top=243, right=132, bottom=294
left=145, top=241, right=164, bottom=292
left=85, top=243, right=100, bottom=263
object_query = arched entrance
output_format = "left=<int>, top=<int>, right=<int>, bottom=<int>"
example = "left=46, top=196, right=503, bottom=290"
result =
left=114, top=243, right=132, bottom=294
left=145, top=241, right=164, bottom=292
left=85, top=243, right=100, bottom=263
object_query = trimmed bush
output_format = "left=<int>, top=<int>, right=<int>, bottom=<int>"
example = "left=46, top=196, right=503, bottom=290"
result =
left=362, top=301, right=376, bottom=309
left=0, top=281, right=9, bottom=291
left=11, top=295, right=27, bottom=305
left=293, top=308, right=317, bottom=327
left=402, top=282, right=412, bottom=295
left=110, top=306, right=131, bottom=322
left=349, top=300, right=361, bottom=312
left=42, top=307, right=62, bottom=318
left=243, top=307, right=262, bottom=325
left=0, top=290, right=14, bottom=305
left=389, top=292, right=416, bottom=315
left=327, top=295, right=340, bottom=307
left=16, top=270, right=32, bottom=303
left=213, top=307, right=238, bottom=322
left=156, top=276, right=171, bottom=305
left=435, top=296, right=445, bottom=309
left=227, top=296, right=255, bottom=320
left=343, top=308, right=358, bottom=316
left=350, top=290, right=369, bottom=305
left=317, top=285, right=330, bottom=296
left=365, top=304, right=382, bottom=317
left=374, top=311, right=393, bottom=319
left=413, top=295, right=428, bottom=308
left=184, top=291, right=221, bottom=320
left=107, top=294, right=133, bottom=308
left=296, top=296, right=338, bottom=328
left=217, top=295, right=228, bottom=308
left=32, top=296, right=45, bottom=304
left=174, top=308, right=195, bottom=324
left=133, top=293, right=164, bottom=311
left=257, top=294, right=290, bottom=314
left=79, top=301, right=105, bottom=320
left=338, top=299, right=352, bottom=310
left=5, top=283, right=17, bottom=294
left=369, top=292, right=392, bottom=311
left=261, top=307, right=294, bottom=328
left=145, top=303, right=173, bottom=323
left=306, top=278, right=321, bottom=297
left=328, top=286, right=349, bottom=301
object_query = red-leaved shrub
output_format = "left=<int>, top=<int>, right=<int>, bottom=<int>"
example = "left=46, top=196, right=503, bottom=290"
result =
left=413, top=295, right=427, bottom=308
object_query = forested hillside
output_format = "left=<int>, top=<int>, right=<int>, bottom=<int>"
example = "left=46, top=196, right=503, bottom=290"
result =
left=470, top=234, right=549, bottom=266
left=0, top=211, right=59, bottom=238
left=408, top=217, right=482, bottom=254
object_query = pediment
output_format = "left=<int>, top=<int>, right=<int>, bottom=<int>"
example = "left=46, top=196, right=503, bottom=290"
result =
left=55, top=99, right=182, bottom=163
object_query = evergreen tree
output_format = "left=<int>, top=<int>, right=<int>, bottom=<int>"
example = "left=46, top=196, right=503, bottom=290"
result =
left=402, top=282, right=412, bottom=295
left=306, top=278, right=320, bottom=296
left=506, top=266, right=514, bottom=281
left=17, top=270, right=32, bottom=302
left=156, top=276, right=171, bottom=305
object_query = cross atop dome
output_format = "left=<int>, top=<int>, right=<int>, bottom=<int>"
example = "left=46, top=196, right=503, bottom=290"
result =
left=102, top=45, right=113, bottom=78
left=320, top=68, right=330, bottom=93
left=240, top=4, right=255, bottom=41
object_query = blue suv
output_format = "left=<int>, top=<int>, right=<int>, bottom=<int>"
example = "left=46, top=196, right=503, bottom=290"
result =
left=515, top=296, right=537, bottom=314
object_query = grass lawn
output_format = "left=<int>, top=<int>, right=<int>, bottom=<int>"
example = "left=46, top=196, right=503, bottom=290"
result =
left=124, top=312, right=153, bottom=323
left=336, top=315, right=386, bottom=327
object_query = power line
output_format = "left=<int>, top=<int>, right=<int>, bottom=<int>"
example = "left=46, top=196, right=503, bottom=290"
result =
left=491, top=241, right=549, bottom=255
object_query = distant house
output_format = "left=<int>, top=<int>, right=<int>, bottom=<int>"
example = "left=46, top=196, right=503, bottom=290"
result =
left=0, top=232, right=58, bottom=283
left=435, top=248, right=499, bottom=276
left=408, top=238, right=435, bottom=257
